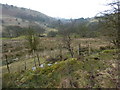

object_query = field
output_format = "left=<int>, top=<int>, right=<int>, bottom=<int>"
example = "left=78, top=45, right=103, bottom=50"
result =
left=1, top=0, right=120, bottom=88
left=2, top=37, right=111, bottom=73
left=2, top=37, right=119, bottom=88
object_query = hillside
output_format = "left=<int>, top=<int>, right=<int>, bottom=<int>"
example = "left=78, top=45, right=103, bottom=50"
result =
left=1, top=0, right=119, bottom=89
left=2, top=36, right=118, bottom=88
left=1, top=4, right=61, bottom=37
left=1, top=4, right=73, bottom=28
left=1, top=3, right=57, bottom=26
left=1, top=4, right=100, bottom=38
left=3, top=50, right=118, bottom=88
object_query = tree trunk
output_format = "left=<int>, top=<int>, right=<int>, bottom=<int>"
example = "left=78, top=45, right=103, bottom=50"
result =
left=25, top=54, right=29, bottom=70
left=33, top=55, right=37, bottom=68
left=33, top=50, right=37, bottom=68
left=24, top=61, right=27, bottom=70
left=5, top=55, right=10, bottom=73
left=69, top=48, right=74, bottom=58
left=59, top=46, right=63, bottom=60
left=78, top=43, right=81, bottom=56
left=36, top=53, right=40, bottom=66
left=88, top=43, right=91, bottom=56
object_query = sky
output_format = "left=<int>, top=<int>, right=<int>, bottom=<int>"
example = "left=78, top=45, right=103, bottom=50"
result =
left=0, top=0, right=112, bottom=19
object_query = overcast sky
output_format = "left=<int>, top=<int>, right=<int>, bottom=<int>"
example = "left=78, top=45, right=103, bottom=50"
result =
left=0, top=0, right=112, bottom=19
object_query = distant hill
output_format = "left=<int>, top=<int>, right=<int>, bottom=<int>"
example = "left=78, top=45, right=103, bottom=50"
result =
left=1, top=4, right=61, bottom=37
left=1, top=4, right=58, bottom=28
left=1, top=4, right=99, bottom=38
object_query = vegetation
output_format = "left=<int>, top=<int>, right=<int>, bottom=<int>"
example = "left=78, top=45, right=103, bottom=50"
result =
left=1, top=0, right=120, bottom=89
left=3, top=49, right=118, bottom=88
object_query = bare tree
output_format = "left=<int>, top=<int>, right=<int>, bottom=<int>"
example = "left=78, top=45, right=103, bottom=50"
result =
left=58, top=20, right=75, bottom=58
left=36, top=53, right=40, bottom=66
left=5, top=55, right=10, bottom=73
left=58, top=43, right=63, bottom=60
left=97, top=0, right=120, bottom=88
left=3, top=44, right=10, bottom=73
left=25, top=28, right=40, bottom=67
left=62, top=34, right=74, bottom=58
left=97, top=0, right=120, bottom=47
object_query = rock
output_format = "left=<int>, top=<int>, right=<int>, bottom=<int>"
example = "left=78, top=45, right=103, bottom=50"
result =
left=48, top=63, right=52, bottom=66
left=32, top=67, right=36, bottom=71
left=40, top=64, right=44, bottom=68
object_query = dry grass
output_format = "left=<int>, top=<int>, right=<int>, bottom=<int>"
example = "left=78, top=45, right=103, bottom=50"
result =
left=1, top=37, right=112, bottom=75
left=2, top=56, right=45, bottom=74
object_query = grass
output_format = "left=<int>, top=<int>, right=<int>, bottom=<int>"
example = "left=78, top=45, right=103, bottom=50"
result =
left=0, top=37, right=10, bottom=40
left=101, top=49, right=116, bottom=53
left=3, top=54, right=118, bottom=88
left=2, top=37, right=118, bottom=88
left=46, top=27, right=58, bottom=32
left=2, top=56, right=45, bottom=74
left=2, top=37, right=114, bottom=72
left=12, top=36, right=26, bottom=40
left=0, top=36, right=26, bottom=40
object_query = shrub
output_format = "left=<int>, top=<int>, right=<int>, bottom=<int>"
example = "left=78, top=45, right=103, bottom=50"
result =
left=47, top=31, right=57, bottom=37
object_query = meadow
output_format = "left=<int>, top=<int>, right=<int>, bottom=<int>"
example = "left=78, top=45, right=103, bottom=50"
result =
left=2, top=36, right=119, bottom=88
